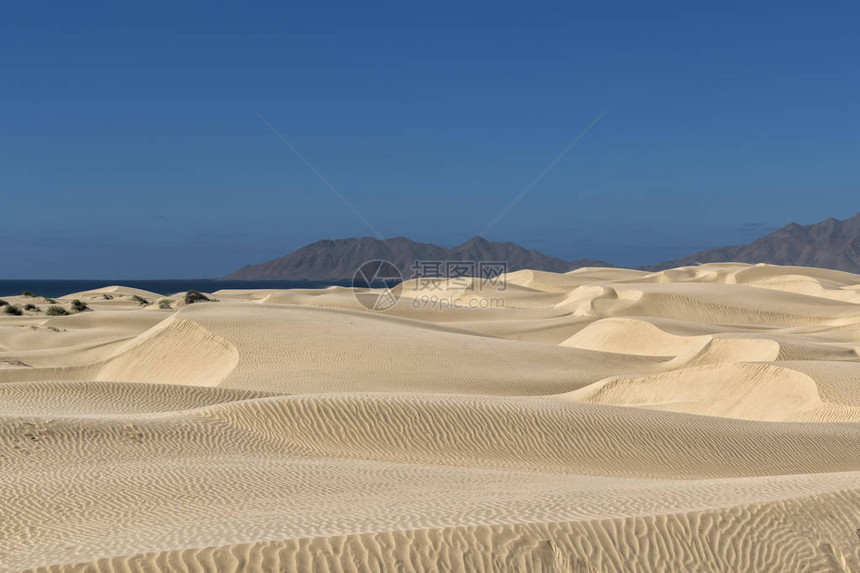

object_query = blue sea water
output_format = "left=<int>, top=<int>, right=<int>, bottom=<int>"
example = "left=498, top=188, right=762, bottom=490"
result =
left=0, top=279, right=352, bottom=299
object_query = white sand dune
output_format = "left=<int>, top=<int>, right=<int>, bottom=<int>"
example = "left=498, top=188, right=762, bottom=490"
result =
left=2, top=263, right=860, bottom=572
left=62, top=285, right=165, bottom=301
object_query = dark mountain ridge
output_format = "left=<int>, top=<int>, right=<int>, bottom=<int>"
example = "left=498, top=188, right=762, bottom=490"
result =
left=227, top=213, right=860, bottom=280
left=226, top=236, right=608, bottom=280
left=649, top=212, right=860, bottom=272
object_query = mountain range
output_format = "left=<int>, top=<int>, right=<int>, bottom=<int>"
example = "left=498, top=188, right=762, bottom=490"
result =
left=225, top=212, right=860, bottom=280
left=649, top=212, right=860, bottom=272
left=226, top=236, right=610, bottom=280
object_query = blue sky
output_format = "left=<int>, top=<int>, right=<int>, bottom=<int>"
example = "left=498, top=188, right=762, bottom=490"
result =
left=2, top=0, right=858, bottom=278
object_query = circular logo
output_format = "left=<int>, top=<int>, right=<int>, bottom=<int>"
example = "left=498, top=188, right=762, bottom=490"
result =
left=352, top=260, right=403, bottom=311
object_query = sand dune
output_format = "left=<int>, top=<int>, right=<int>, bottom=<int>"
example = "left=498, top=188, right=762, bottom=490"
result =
left=2, top=263, right=860, bottom=571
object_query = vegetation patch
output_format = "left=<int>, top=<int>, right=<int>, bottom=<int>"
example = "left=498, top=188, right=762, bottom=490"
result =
left=4, top=305, right=23, bottom=316
left=131, top=295, right=149, bottom=306
left=71, top=299, right=89, bottom=313
left=46, top=306, right=70, bottom=316
left=24, top=304, right=39, bottom=311
left=184, top=290, right=211, bottom=305
left=21, top=291, right=37, bottom=298
left=0, top=299, right=8, bottom=307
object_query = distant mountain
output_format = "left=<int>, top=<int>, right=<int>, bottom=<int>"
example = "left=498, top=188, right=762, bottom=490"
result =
left=226, top=236, right=610, bottom=280
left=650, top=212, right=860, bottom=272
left=226, top=213, right=860, bottom=280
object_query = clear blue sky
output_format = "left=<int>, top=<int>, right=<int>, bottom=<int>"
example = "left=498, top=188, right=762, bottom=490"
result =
left=2, top=0, right=858, bottom=278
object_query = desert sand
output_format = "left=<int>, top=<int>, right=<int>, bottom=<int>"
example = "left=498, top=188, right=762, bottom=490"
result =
left=2, top=263, right=860, bottom=572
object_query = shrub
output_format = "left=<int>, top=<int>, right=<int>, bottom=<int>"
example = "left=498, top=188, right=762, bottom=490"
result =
left=102, top=294, right=114, bottom=300
left=131, top=295, right=149, bottom=306
left=4, top=305, right=23, bottom=316
left=21, top=291, right=36, bottom=298
left=46, top=306, right=69, bottom=316
left=184, top=290, right=210, bottom=305
left=24, top=303, right=38, bottom=311
left=0, top=299, right=7, bottom=307
left=159, top=300, right=173, bottom=310
left=43, top=297, right=57, bottom=304
left=71, top=299, right=89, bottom=312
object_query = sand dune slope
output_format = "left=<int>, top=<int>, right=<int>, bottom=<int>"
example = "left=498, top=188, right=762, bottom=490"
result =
left=2, top=263, right=860, bottom=572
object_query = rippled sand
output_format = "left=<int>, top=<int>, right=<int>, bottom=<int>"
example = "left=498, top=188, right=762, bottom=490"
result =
left=2, top=263, right=860, bottom=572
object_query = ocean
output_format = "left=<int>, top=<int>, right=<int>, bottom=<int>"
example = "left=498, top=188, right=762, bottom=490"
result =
left=0, top=279, right=352, bottom=298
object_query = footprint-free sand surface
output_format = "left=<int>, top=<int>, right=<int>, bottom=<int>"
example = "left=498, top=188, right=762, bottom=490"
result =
left=2, top=263, right=860, bottom=572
